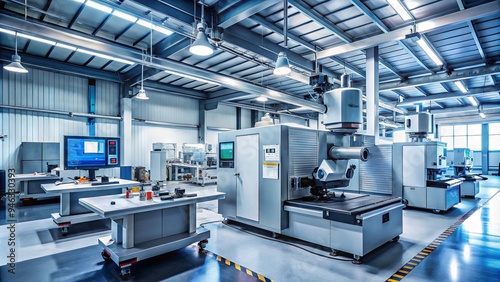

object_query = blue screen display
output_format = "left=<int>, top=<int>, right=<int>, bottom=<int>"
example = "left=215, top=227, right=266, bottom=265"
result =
left=66, top=138, right=107, bottom=168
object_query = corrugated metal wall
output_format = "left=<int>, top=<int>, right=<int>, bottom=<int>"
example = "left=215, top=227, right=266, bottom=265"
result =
left=1, top=68, right=120, bottom=173
left=132, top=90, right=199, bottom=125
left=359, top=136, right=393, bottom=195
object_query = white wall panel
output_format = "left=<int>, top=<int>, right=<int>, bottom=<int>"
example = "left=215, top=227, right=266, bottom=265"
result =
left=241, top=108, right=252, bottom=129
left=280, top=115, right=308, bottom=126
left=206, top=104, right=236, bottom=129
left=131, top=123, right=198, bottom=168
left=132, top=90, right=199, bottom=125
left=95, top=120, right=120, bottom=137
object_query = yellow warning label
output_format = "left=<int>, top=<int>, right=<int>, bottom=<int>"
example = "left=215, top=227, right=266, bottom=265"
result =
left=263, top=162, right=279, bottom=166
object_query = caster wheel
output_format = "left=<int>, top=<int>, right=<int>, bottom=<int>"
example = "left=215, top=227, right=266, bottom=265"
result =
left=330, top=250, right=339, bottom=257
left=272, top=232, right=279, bottom=239
left=61, top=227, right=69, bottom=236
left=402, top=199, right=408, bottom=205
left=392, top=236, right=400, bottom=242
left=352, top=259, right=362, bottom=264
left=101, top=250, right=111, bottom=262
left=120, top=267, right=131, bottom=280
left=432, top=209, right=441, bottom=214
left=222, top=218, right=230, bottom=225
left=198, top=239, right=209, bottom=250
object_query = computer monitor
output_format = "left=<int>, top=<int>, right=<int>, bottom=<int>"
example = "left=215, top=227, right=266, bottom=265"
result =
left=64, top=136, right=120, bottom=181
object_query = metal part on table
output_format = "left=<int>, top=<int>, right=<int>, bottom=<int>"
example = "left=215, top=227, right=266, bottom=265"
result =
left=41, top=179, right=139, bottom=234
left=78, top=191, right=224, bottom=278
left=393, top=141, right=462, bottom=212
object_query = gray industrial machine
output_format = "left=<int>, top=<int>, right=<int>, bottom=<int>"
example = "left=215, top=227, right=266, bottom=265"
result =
left=393, top=113, right=462, bottom=212
left=452, top=148, right=482, bottom=197
left=218, top=75, right=404, bottom=263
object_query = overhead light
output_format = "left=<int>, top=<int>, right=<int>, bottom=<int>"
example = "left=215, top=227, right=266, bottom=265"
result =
left=164, top=69, right=219, bottom=85
left=0, top=28, right=16, bottom=35
left=134, top=64, right=149, bottom=100
left=416, top=38, right=442, bottom=66
left=274, top=52, right=291, bottom=75
left=113, top=57, right=135, bottom=65
left=387, top=0, right=413, bottom=21
left=86, top=0, right=112, bottom=14
left=112, top=11, right=137, bottom=23
left=77, top=49, right=114, bottom=60
left=467, top=96, right=478, bottom=107
left=454, top=80, right=468, bottom=93
left=56, top=43, right=77, bottom=51
left=479, top=112, right=486, bottom=119
left=73, top=0, right=85, bottom=3
left=4, top=32, right=28, bottom=74
left=256, top=96, right=268, bottom=102
left=17, top=33, right=56, bottom=45
left=153, top=25, right=173, bottom=36
left=137, top=19, right=153, bottom=29
left=189, top=23, right=214, bottom=56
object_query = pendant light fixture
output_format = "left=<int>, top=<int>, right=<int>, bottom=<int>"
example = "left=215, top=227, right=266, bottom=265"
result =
left=189, top=0, right=213, bottom=56
left=274, top=0, right=291, bottom=75
left=135, top=62, right=149, bottom=100
left=4, top=32, right=28, bottom=73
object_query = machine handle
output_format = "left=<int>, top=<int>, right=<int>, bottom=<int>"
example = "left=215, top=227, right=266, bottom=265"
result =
left=233, top=172, right=240, bottom=176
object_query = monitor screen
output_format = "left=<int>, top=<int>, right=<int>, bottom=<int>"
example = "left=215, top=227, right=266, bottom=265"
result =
left=64, top=136, right=120, bottom=170
left=219, top=142, right=234, bottom=160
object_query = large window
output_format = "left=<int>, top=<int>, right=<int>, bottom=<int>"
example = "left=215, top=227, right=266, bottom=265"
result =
left=439, top=124, right=482, bottom=151
left=489, top=123, right=500, bottom=150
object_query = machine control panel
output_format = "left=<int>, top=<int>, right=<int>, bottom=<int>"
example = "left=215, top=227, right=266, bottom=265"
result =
left=107, top=139, right=119, bottom=166
left=263, top=145, right=280, bottom=161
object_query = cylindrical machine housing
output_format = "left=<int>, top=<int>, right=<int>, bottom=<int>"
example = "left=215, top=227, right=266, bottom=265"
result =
left=329, top=147, right=369, bottom=162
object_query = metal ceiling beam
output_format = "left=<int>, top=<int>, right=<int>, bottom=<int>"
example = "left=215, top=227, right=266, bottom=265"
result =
left=348, top=0, right=430, bottom=75
left=218, top=0, right=282, bottom=29
left=0, top=50, right=123, bottom=82
left=215, top=0, right=243, bottom=13
left=316, top=1, right=500, bottom=59
left=142, top=81, right=207, bottom=99
left=0, top=13, right=325, bottom=112
left=152, top=33, right=186, bottom=55
left=205, top=92, right=257, bottom=104
left=289, top=0, right=352, bottom=43
left=358, top=64, right=500, bottom=91
left=456, top=0, right=486, bottom=61
left=395, top=85, right=500, bottom=106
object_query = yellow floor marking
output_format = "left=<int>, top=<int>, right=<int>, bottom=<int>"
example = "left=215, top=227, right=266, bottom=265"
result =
left=216, top=256, right=221, bottom=261
left=235, top=264, right=241, bottom=271
left=393, top=274, right=404, bottom=279
left=258, top=274, right=266, bottom=281
left=225, top=259, right=231, bottom=265
left=246, top=269, right=253, bottom=276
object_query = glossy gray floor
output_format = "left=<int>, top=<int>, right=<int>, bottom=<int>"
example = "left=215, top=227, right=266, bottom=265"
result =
left=1, top=177, right=499, bottom=281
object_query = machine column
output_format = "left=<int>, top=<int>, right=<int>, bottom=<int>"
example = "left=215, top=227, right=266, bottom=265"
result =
left=365, top=47, right=380, bottom=144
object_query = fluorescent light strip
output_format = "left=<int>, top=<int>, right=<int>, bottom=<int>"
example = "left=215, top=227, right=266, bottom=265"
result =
left=56, top=43, right=77, bottom=51
left=454, top=81, right=468, bottom=93
left=153, top=25, right=173, bottom=36
left=164, top=70, right=219, bottom=85
left=112, top=10, right=137, bottom=23
left=479, top=112, right=486, bottom=118
left=380, top=121, right=400, bottom=128
left=77, top=49, right=114, bottom=60
left=18, top=33, right=56, bottom=45
left=113, top=57, right=135, bottom=65
left=387, top=0, right=412, bottom=21
left=416, top=38, right=443, bottom=66
left=74, top=0, right=85, bottom=3
left=0, top=28, right=16, bottom=35
left=86, top=0, right=112, bottom=14
left=467, top=96, right=478, bottom=107
left=137, top=19, right=153, bottom=29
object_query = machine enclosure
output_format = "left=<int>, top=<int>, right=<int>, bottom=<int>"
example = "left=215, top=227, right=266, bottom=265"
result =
left=323, top=88, right=362, bottom=130
left=405, top=112, right=434, bottom=134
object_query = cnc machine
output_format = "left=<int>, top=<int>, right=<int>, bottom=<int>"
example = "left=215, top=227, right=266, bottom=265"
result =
left=218, top=75, right=404, bottom=263
left=452, top=148, right=484, bottom=197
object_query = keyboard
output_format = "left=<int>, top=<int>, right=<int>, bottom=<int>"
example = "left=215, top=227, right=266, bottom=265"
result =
left=91, top=181, right=119, bottom=186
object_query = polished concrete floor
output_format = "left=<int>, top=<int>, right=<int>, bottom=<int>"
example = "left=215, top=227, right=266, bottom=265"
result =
left=1, top=177, right=499, bottom=281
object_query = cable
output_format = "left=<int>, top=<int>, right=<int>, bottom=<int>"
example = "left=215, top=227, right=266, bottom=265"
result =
left=201, top=220, right=352, bottom=261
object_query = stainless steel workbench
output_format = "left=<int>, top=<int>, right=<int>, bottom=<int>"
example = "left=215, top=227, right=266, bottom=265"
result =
left=41, top=178, right=139, bottom=235
left=14, top=173, right=61, bottom=200
left=79, top=191, right=225, bottom=278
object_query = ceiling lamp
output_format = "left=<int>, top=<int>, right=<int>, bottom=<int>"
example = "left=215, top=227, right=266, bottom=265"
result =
left=134, top=63, right=149, bottom=100
left=274, top=0, right=291, bottom=76
left=274, top=52, right=291, bottom=75
left=387, top=0, right=412, bottom=21
left=478, top=105, right=486, bottom=119
left=467, top=96, right=478, bottom=107
left=454, top=80, right=468, bottom=93
left=4, top=32, right=28, bottom=73
left=406, top=31, right=442, bottom=66
left=189, top=0, right=213, bottom=56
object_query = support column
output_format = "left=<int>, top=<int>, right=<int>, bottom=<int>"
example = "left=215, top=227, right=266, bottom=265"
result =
left=482, top=123, right=489, bottom=175
left=120, top=98, right=132, bottom=166
left=198, top=102, right=207, bottom=143
left=88, top=79, right=96, bottom=136
left=365, top=47, right=379, bottom=144
left=236, top=107, right=242, bottom=130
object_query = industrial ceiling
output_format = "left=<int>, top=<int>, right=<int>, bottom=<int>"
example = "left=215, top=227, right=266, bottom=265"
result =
left=1, top=0, right=499, bottom=126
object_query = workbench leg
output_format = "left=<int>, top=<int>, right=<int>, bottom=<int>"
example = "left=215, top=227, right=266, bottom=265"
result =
left=188, top=203, right=196, bottom=233
left=60, top=193, right=70, bottom=216
left=122, top=214, right=135, bottom=249
left=112, top=219, right=123, bottom=244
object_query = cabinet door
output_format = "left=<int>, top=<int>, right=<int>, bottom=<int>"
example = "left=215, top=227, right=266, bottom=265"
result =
left=236, top=134, right=260, bottom=221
